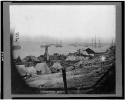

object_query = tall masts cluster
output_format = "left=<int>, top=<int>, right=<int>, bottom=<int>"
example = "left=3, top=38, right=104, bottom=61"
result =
left=92, top=35, right=101, bottom=48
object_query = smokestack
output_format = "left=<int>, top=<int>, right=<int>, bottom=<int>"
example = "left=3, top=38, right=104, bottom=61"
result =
left=44, top=46, right=49, bottom=61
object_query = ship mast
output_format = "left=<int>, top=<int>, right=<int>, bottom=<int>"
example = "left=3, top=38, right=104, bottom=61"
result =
left=99, top=36, right=101, bottom=48
left=95, top=34, right=96, bottom=48
left=92, top=38, right=93, bottom=47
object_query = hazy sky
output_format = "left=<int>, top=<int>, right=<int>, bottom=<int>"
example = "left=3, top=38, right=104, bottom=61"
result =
left=10, top=5, right=116, bottom=43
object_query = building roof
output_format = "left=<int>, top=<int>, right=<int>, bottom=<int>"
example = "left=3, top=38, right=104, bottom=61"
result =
left=85, top=48, right=95, bottom=54
left=80, top=51, right=89, bottom=55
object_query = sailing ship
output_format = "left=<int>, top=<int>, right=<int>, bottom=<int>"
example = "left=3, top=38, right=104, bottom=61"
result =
left=84, top=41, right=88, bottom=47
left=94, top=34, right=96, bottom=48
left=98, top=36, right=101, bottom=48
left=41, top=42, right=51, bottom=48
left=41, top=44, right=51, bottom=48
left=55, top=39, right=63, bottom=47
left=41, top=45, right=46, bottom=48
left=74, top=42, right=77, bottom=47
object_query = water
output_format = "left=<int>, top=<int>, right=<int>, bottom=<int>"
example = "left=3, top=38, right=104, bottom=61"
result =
left=13, top=42, right=110, bottom=59
left=14, top=44, right=78, bottom=59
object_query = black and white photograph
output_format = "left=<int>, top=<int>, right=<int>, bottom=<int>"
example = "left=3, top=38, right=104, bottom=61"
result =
left=2, top=2, right=123, bottom=98
left=10, top=4, right=116, bottom=94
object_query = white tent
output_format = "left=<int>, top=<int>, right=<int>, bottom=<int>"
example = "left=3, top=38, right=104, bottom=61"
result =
left=51, top=62, right=62, bottom=73
left=51, top=62, right=62, bottom=69
left=66, top=56, right=76, bottom=61
left=35, top=63, right=51, bottom=75
left=26, top=66, right=37, bottom=76
left=16, top=65, right=37, bottom=77
left=16, top=65, right=28, bottom=76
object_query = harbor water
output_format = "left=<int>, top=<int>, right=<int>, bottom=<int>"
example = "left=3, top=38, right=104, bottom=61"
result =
left=13, top=42, right=111, bottom=59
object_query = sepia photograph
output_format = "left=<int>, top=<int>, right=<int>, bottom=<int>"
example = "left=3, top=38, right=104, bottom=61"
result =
left=2, top=1, right=123, bottom=99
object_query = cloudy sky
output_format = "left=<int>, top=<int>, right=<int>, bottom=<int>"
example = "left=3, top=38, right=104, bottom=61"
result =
left=10, top=5, right=116, bottom=43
